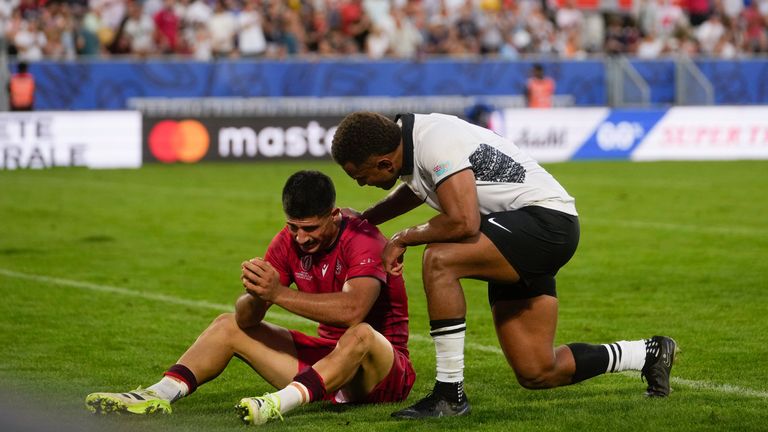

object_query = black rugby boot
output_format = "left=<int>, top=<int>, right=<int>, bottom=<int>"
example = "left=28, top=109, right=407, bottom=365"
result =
left=641, top=336, right=678, bottom=397
left=391, top=382, right=470, bottom=419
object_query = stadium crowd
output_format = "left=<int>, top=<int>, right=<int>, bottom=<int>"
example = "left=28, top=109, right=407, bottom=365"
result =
left=2, top=0, right=767, bottom=61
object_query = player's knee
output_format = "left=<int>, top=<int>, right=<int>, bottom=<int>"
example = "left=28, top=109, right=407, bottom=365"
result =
left=339, top=323, right=376, bottom=354
left=514, top=365, right=558, bottom=390
left=208, top=313, right=239, bottom=337
left=422, top=244, right=455, bottom=276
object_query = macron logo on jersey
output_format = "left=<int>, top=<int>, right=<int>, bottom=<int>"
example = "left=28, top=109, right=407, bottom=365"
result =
left=321, top=263, right=329, bottom=277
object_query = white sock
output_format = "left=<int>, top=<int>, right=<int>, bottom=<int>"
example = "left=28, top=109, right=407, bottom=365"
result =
left=272, top=382, right=308, bottom=415
left=148, top=376, right=189, bottom=403
left=602, top=339, right=648, bottom=372
left=431, top=321, right=466, bottom=383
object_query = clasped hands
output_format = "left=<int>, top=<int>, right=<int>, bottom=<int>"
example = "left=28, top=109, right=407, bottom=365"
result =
left=241, top=258, right=281, bottom=302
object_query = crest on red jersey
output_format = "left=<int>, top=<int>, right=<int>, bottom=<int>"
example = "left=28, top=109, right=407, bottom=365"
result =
left=301, top=255, right=312, bottom=271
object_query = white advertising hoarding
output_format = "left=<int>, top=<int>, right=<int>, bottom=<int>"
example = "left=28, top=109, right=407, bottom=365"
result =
left=1, top=111, right=142, bottom=170
left=632, top=107, right=768, bottom=161
left=495, top=108, right=609, bottom=163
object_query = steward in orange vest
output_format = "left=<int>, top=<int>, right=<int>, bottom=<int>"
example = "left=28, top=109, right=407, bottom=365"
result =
left=9, top=62, right=35, bottom=111
left=525, top=64, right=555, bottom=109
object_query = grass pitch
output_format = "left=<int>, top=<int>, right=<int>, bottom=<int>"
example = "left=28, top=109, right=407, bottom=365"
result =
left=1, top=160, right=767, bottom=432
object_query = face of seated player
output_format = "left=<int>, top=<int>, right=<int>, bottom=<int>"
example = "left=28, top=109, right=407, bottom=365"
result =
left=286, top=209, right=341, bottom=254
left=342, top=158, right=399, bottom=190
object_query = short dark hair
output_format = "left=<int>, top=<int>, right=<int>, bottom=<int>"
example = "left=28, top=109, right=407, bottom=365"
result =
left=331, top=112, right=401, bottom=166
left=282, top=170, right=336, bottom=218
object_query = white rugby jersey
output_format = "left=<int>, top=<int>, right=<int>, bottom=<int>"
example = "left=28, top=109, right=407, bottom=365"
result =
left=396, top=113, right=577, bottom=216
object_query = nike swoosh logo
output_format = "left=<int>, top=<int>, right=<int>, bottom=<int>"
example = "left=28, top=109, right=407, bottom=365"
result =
left=487, top=217, right=512, bottom=233
left=321, top=264, right=329, bottom=277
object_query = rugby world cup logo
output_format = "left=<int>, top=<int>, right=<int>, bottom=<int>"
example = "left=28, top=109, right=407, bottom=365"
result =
left=301, top=255, right=312, bottom=271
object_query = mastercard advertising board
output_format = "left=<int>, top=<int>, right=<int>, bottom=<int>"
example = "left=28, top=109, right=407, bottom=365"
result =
left=142, top=116, right=343, bottom=163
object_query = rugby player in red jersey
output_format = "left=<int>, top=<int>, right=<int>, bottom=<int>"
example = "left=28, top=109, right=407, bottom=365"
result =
left=86, top=170, right=414, bottom=425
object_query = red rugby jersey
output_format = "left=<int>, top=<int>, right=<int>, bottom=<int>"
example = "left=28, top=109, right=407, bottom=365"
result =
left=264, top=216, right=409, bottom=353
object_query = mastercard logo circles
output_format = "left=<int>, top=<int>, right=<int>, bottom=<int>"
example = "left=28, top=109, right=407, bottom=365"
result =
left=148, top=120, right=209, bottom=163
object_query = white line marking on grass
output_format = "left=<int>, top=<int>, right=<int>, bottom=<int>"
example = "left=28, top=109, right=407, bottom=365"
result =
left=0, top=268, right=234, bottom=312
left=3, top=268, right=767, bottom=400
left=0, top=268, right=313, bottom=326
left=670, top=377, right=768, bottom=399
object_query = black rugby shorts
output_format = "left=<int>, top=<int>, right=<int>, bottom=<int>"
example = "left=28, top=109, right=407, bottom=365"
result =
left=480, top=205, right=579, bottom=305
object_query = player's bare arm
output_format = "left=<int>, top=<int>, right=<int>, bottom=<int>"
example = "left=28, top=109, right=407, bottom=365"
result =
left=382, top=169, right=480, bottom=274
left=234, top=293, right=270, bottom=329
left=360, top=183, right=424, bottom=225
left=242, top=259, right=381, bottom=327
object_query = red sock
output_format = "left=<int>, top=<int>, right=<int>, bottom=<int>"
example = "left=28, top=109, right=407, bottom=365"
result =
left=292, top=367, right=326, bottom=402
left=164, top=364, right=198, bottom=394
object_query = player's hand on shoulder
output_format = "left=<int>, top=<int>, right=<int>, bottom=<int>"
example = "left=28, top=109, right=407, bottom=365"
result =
left=340, top=207, right=363, bottom=219
left=382, top=234, right=406, bottom=276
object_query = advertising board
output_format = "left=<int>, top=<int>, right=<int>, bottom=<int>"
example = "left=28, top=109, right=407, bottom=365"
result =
left=142, top=116, right=342, bottom=163
left=0, top=112, right=142, bottom=170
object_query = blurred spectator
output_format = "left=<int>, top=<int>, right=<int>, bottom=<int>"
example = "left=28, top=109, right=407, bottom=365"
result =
left=8, top=60, right=34, bottom=111
left=184, top=0, right=211, bottom=26
left=208, top=0, right=237, bottom=57
left=527, top=3, right=557, bottom=54
left=499, top=32, right=521, bottom=59
left=13, top=17, right=46, bottom=60
left=636, top=31, right=665, bottom=58
left=304, top=4, right=329, bottom=53
left=0, top=0, right=21, bottom=37
left=525, top=63, right=555, bottom=108
left=339, top=0, right=371, bottom=52
left=556, top=0, right=584, bottom=34
left=17, top=0, right=38, bottom=20
left=658, top=0, right=688, bottom=39
left=740, top=1, right=768, bottom=53
left=91, top=0, right=126, bottom=31
left=696, top=13, right=725, bottom=55
left=715, top=0, right=743, bottom=22
left=154, top=0, right=180, bottom=53
left=74, top=10, right=102, bottom=56
left=713, top=30, right=738, bottom=58
left=238, top=0, right=267, bottom=57
left=108, top=16, right=133, bottom=55
left=606, top=14, right=641, bottom=55
left=477, top=8, right=504, bottom=54
left=123, top=1, right=156, bottom=56
left=455, top=2, right=480, bottom=51
left=388, top=7, right=422, bottom=58
left=281, top=6, right=307, bottom=55
left=365, top=23, right=389, bottom=58
left=191, top=21, right=212, bottom=59
left=684, top=0, right=711, bottom=26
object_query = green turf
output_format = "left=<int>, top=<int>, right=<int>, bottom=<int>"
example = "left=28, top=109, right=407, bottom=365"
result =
left=1, top=160, right=767, bottom=431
